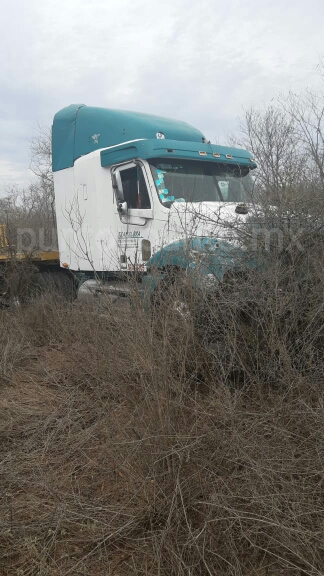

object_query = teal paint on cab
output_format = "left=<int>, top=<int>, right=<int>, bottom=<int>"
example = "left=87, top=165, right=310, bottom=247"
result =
left=100, top=139, right=257, bottom=168
left=52, top=104, right=206, bottom=172
left=146, top=237, right=256, bottom=280
left=52, top=104, right=85, bottom=173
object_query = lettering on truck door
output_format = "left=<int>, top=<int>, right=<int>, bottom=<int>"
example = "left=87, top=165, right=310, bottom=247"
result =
left=114, top=163, right=153, bottom=271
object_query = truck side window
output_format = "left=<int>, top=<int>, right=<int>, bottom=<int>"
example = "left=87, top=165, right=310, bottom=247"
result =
left=138, top=168, right=151, bottom=209
left=120, top=167, right=151, bottom=209
left=120, top=167, right=138, bottom=208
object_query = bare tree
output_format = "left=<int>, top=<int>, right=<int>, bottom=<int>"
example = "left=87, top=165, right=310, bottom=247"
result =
left=29, top=125, right=52, bottom=185
left=0, top=125, right=57, bottom=253
left=237, top=106, right=305, bottom=205
left=229, top=70, right=324, bottom=213
left=281, top=88, right=324, bottom=191
left=29, top=124, right=56, bottom=229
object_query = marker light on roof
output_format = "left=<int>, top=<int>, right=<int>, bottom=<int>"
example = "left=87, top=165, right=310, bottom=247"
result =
left=199, top=151, right=207, bottom=156
left=213, top=153, right=220, bottom=158
left=249, top=158, right=255, bottom=162
left=156, top=132, right=165, bottom=139
left=226, top=154, right=232, bottom=159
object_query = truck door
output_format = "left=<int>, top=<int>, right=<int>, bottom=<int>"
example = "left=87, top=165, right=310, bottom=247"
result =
left=112, top=162, right=153, bottom=271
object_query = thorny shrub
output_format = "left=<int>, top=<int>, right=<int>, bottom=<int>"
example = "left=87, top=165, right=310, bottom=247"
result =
left=1, top=232, right=324, bottom=575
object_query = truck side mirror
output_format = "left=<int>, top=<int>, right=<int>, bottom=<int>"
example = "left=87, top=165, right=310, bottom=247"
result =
left=112, top=170, right=124, bottom=203
left=117, top=201, right=128, bottom=214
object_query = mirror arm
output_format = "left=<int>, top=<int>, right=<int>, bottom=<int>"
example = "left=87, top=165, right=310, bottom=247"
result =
left=112, top=170, right=124, bottom=203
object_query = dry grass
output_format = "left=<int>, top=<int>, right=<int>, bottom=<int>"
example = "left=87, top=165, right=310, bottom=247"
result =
left=1, top=254, right=324, bottom=575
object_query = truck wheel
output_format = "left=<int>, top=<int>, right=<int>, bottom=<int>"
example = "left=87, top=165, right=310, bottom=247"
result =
left=14, top=271, right=49, bottom=303
left=151, top=270, right=193, bottom=322
left=18, top=271, right=75, bottom=303
left=46, top=271, right=76, bottom=301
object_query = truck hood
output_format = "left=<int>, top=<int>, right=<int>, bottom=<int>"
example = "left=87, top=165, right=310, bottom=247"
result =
left=147, top=201, right=257, bottom=278
left=166, top=201, right=253, bottom=245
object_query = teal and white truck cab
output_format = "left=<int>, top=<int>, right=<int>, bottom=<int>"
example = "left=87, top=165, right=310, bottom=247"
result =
left=52, top=104, right=257, bottom=296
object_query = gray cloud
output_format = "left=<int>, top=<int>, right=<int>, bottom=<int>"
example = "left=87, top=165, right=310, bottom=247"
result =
left=0, top=0, right=323, bottom=193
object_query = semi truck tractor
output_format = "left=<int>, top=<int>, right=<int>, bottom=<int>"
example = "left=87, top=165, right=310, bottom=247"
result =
left=0, top=104, right=257, bottom=302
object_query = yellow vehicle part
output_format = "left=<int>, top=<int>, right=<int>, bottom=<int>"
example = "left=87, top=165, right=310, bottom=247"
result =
left=0, top=224, right=59, bottom=264
left=0, top=250, right=60, bottom=263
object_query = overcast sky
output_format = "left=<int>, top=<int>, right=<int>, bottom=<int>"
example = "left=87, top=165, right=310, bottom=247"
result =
left=0, top=0, right=323, bottom=193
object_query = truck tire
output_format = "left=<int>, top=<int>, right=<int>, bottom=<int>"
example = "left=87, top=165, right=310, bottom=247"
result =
left=151, top=270, right=193, bottom=322
left=19, top=270, right=75, bottom=303
left=46, top=271, right=76, bottom=301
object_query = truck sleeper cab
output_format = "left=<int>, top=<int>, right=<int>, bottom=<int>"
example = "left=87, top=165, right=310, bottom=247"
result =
left=52, top=104, right=257, bottom=295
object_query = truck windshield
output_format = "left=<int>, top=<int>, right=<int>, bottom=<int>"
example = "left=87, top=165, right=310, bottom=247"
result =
left=149, top=159, right=254, bottom=206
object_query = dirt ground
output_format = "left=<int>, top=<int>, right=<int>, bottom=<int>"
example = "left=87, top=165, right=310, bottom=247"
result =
left=1, top=293, right=324, bottom=575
